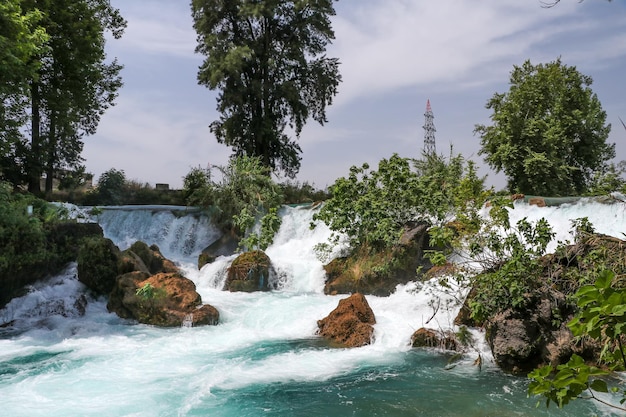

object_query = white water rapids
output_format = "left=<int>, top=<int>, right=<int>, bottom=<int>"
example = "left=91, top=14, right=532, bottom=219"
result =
left=1, top=200, right=624, bottom=416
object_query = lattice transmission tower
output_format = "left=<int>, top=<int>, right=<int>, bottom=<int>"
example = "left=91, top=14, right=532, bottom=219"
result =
left=422, top=99, right=436, bottom=155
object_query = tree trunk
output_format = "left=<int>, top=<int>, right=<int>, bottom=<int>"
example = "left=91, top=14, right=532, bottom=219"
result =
left=45, top=112, right=57, bottom=194
left=28, top=81, right=42, bottom=194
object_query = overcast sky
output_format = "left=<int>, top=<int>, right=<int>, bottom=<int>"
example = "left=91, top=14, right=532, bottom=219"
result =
left=83, top=0, right=626, bottom=190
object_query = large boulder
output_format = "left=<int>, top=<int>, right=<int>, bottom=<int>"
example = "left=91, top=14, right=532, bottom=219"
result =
left=323, top=222, right=435, bottom=296
left=107, top=271, right=219, bottom=327
left=78, top=239, right=180, bottom=297
left=317, top=293, right=376, bottom=348
left=224, top=250, right=273, bottom=292
left=485, top=293, right=582, bottom=375
left=77, top=236, right=122, bottom=296
left=1, top=222, right=103, bottom=308
left=477, top=233, right=624, bottom=374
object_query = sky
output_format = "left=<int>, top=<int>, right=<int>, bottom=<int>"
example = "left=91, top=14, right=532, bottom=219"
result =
left=82, top=0, right=626, bottom=190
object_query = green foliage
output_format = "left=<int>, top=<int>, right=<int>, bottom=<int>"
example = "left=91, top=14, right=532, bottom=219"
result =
left=1, top=0, right=126, bottom=193
left=0, top=183, right=46, bottom=272
left=135, top=283, right=166, bottom=301
left=95, top=168, right=126, bottom=205
left=475, top=58, right=613, bottom=196
left=0, top=0, right=48, bottom=178
left=183, top=156, right=284, bottom=251
left=529, top=270, right=626, bottom=411
left=463, top=197, right=555, bottom=322
left=279, top=181, right=330, bottom=204
left=312, top=151, right=488, bottom=256
left=191, top=0, right=341, bottom=177
left=585, top=161, right=626, bottom=196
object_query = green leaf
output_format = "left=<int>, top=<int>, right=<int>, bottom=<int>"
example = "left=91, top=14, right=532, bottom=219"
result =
left=589, top=379, right=609, bottom=393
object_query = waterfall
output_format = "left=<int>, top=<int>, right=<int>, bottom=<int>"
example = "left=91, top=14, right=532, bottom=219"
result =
left=1, top=199, right=624, bottom=416
left=95, top=205, right=221, bottom=263
left=182, top=313, right=193, bottom=328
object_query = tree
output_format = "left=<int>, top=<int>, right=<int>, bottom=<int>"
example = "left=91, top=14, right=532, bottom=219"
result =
left=183, top=156, right=284, bottom=250
left=541, top=0, right=612, bottom=7
left=31, top=0, right=126, bottom=194
left=191, top=0, right=341, bottom=177
left=312, top=151, right=488, bottom=254
left=0, top=0, right=126, bottom=193
left=0, top=0, right=48, bottom=185
left=475, top=58, right=613, bottom=196
left=96, top=168, right=126, bottom=205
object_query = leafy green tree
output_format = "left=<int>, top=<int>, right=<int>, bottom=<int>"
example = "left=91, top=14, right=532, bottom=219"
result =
left=459, top=197, right=555, bottom=322
left=96, top=168, right=126, bottom=205
left=183, top=156, right=284, bottom=250
left=2, top=0, right=126, bottom=193
left=313, top=151, right=488, bottom=254
left=0, top=0, right=48, bottom=185
left=191, top=0, right=341, bottom=177
left=475, top=58, right=613, bottom=196
left=585, top=161, right=626, bottom=196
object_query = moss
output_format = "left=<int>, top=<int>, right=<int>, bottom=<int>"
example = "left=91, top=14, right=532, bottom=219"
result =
left=225, top=250, right=272, bottom=292
left=77, top=236, right=121, bottom=295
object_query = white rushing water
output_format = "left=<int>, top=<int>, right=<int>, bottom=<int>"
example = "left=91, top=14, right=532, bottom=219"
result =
left=0, top=200, right=624, bottom=416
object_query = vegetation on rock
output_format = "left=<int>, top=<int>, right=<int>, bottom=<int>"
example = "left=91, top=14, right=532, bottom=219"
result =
left=0, top=182, right=101, bottom=307
left=224, top=250, right=272, bottom=292
left=312, top=150, right=488, bottom=290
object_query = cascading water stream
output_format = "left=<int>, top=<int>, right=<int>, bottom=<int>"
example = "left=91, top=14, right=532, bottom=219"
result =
left=0, top=200, right=623, bottom=416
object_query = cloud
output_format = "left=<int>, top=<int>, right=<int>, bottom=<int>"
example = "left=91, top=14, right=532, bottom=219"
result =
left=83, top=95, right=230, bottom=188
left=109, top=1, right=197, bottom=58
left=328, top=0, right=618, bottom=106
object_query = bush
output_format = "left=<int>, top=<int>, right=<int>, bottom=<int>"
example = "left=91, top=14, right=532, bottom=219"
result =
left=312, top=151, right=488, bottom=255
left=182, top=156, right=284, bottom=251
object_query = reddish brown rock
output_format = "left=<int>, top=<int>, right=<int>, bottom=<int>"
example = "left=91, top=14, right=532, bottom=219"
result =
left=317, top=293, right=376, bottom=348
left=107, top=271, right=219, bottom=327
left=528, top=197, right=546, bottom=207
left=225, top=250, right=273, bottom=292
left=410, top=328, right=457, bottom=350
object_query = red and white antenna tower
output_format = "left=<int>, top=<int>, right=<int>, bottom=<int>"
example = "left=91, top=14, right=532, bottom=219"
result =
left=423, top=99, right=436, bottom=155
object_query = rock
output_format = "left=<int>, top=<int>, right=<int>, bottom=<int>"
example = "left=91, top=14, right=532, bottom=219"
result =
left=453, top=287, right=480, bottom=327
left=411, top=327, right=457, bottom=350
left=224, top=250, right=273, bottom=292
left=107, top=271, right=219, bottom=327
left=77, top=236, right=122, bottom=296
left=486, top=310, right=542, bottom=374
left=528, top=197, right=546, bottom=207
left=323, top=222, right=435, bottom=296
left=127, top=241, right=179, bottom=274
left=1, top=222, right=103, bottom=308
left=198, top=229, right=240, bottom=268
left=317, top=293, right=376, bottom=348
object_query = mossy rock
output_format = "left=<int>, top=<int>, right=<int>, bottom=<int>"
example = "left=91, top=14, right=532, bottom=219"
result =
left=224, top=250, right=273, bottom=292
left=77, top=236, right=122, bottom=296
left=323, top=223, right=435, bottom=296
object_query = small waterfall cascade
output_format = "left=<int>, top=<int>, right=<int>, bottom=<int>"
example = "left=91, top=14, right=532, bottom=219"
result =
left=181, top=313, right=194, bottom=328
left=94, top=205, right=221, bottom=263
left=0, top=199, right=623, bottom=416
